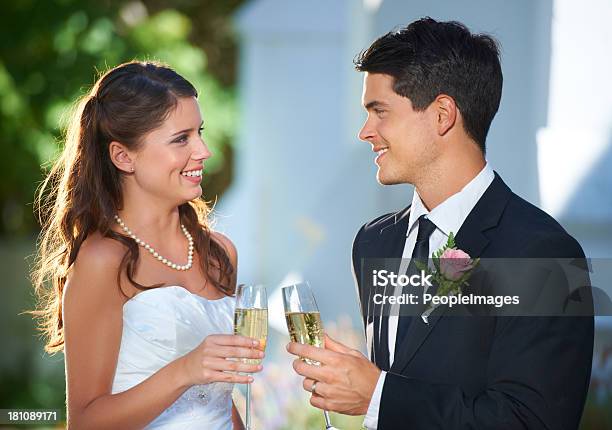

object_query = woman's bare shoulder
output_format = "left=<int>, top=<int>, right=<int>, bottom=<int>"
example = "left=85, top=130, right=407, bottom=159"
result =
left=71, top=232, right=127, bottom=279
left=211, top=231, right=237, bottom=266
left=64, top=232, right=129, bottom=307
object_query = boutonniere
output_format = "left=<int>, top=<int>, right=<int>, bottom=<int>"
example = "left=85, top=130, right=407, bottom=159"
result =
left=415, top=232, right=479, bottom=324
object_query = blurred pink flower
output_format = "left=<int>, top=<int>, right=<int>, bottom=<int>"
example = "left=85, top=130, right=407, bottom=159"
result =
left=439, top=248, right=473, bottom=281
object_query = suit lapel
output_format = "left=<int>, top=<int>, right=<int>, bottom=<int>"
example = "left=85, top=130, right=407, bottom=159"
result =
left=390, top=173, right=512, bottom=374
left=365, top=207, right=411, bottom=368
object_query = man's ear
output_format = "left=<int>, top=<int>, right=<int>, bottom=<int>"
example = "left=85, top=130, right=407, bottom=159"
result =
left=434, top=94, right=457, bottom=136
left=109, top=141, right=135, bottom=173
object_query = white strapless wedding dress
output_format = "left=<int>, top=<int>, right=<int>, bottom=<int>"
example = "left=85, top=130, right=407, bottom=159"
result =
left=111, top=285, right=236, bottom=429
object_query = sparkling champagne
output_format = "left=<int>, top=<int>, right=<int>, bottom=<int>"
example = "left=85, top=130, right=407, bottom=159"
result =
left=234, top=308, right=268, bottom=365
left=285, top=311, right=325, bottom=365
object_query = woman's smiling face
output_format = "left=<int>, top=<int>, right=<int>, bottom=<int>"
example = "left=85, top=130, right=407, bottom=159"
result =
left=129, top=96, right=211, bottom=205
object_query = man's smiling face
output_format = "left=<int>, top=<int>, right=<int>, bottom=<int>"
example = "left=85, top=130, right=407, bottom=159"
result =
left=358, top=72, right=439, bottom=186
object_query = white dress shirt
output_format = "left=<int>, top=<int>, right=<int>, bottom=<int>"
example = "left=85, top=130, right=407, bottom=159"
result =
left=363, top=163, right=495, bottom=429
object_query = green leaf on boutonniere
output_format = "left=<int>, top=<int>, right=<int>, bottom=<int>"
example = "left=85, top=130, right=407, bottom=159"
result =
left=433, top=254, right=441, bottom=272
left=414, top=259, right=429, bottom=273
left=446, top=231, right=456, bottom=249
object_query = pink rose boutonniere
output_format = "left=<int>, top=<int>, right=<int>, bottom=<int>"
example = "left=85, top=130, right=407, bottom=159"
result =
left=439, top=248, right=474, bottom=280
left=415, top=232, right=479, bottom=323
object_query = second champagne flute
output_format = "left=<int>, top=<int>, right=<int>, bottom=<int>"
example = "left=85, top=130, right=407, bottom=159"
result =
left=282, top=282, right=338, bottom=430
left=234, top=284, right=268, bottom=430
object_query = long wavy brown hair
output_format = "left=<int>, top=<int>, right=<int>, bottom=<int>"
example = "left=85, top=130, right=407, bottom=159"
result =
left=30, top=61, right=234, bottom=354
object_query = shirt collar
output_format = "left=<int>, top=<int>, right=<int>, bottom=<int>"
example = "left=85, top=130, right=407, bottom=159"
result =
left=406, top=162, right=495, bottom=237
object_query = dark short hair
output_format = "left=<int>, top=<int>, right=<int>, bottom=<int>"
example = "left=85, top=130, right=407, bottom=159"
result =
left=354, top=17, right=503, bottom=153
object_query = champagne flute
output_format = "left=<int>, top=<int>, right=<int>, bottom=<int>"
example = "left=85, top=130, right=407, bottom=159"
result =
left=282, top=282, right=338, bottom=430
left=234, top=284, right=268, bottom=430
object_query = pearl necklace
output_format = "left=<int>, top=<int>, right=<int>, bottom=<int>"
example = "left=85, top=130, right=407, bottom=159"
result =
left=114, top=215, right=194, bottom=271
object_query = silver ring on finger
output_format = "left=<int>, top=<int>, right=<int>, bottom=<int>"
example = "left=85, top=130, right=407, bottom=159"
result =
left=311, top=380, right=318, bottom=395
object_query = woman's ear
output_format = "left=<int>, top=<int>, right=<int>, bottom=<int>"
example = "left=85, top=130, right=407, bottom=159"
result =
left=109, top=141, right=135, bottom=173
left=434, top=94, right=457, bottom=136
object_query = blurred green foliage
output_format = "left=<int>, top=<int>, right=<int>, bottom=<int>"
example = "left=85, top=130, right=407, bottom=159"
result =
left=581, top=391, right=612, bottom=430
left=0, top=237, right=66, bottom=421
left=0, top=0, right=244, bottom=237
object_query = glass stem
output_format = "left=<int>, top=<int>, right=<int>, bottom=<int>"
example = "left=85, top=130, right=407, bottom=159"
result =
left=246, top=382, right=251, bottom=430
left=323, top=410, right=333, bottom=428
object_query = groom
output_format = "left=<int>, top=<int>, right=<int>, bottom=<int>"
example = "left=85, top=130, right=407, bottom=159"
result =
left=287, top=17, right=594, bottom=429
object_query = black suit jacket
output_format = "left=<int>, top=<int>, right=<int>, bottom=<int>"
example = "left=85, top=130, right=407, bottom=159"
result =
left=352, top=173, right=594, bottom=429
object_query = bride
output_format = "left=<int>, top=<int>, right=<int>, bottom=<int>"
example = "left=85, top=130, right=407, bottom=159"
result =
left=31, top=61, right=263, bottom=429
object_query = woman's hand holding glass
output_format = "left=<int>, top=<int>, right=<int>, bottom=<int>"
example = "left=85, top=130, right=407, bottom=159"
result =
left=178, top=334, right=264, bottom=386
